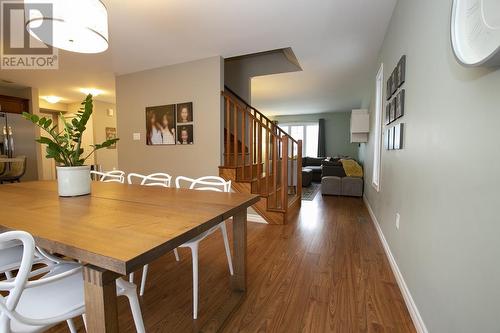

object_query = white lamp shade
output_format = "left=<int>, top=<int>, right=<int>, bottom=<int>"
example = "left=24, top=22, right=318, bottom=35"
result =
left=25, top=0, right=108, bottom=54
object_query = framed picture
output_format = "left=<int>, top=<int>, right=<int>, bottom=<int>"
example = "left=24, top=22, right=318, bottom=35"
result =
left=105, top=127, right=117, bottom=149
left=384, top=128, right=390, bottom=150
left=176, top=102, right=193, bottom=124
left=177, top=124, right=194, bottom=145
left=388, top=126, right=394, bottom=150
left=385, top=102, right=391, bottom=125
left=392, top=71, right=397, bottom=96
left=396, top=55, right=406, bottom=87
left=395, top=89, right=405, bottom=119
left=394, top=123, right=404, bottom=150
left=390, top=98, right=397, bottom=123
left=145, top=104, right=176, bottom=145
left=386, top=75, right=393, bottom=100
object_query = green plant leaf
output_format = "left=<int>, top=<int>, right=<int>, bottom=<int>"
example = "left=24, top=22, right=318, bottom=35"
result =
left=43, top=119, right=52, bottom=129
left=24, top=95, right=118, bottom=167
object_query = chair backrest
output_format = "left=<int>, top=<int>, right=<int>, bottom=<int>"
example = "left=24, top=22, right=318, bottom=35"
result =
left=127, top=173, right=172, bottom=187
left=90, top=170, right=125, bottom=183
left=0, top=231, right=35, bottom=330
left=175, top=176, right=231, bottom=192
left=0, top=231, right=81, bottom=331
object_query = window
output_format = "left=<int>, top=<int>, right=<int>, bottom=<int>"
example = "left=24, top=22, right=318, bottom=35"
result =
left=372, top=64, right=384, bottom=191
left=305, top=124, right=319, bottom=157
left=278, top=122, right=319, bottom=157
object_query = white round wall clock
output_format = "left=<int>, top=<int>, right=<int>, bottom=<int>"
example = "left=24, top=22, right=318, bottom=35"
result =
left=451, top=0, right=500, bottom=67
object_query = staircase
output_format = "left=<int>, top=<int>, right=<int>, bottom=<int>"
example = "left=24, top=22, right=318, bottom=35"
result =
left=219, top=87, right=302, bottom=224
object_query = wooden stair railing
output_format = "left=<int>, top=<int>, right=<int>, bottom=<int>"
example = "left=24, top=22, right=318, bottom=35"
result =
left=221, top=87, right=302, bottom=220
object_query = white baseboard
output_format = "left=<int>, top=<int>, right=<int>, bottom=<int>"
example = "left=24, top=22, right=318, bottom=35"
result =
left=247, top=213, right=267, bottom=224
left=363, top=195, right=428, bottom=333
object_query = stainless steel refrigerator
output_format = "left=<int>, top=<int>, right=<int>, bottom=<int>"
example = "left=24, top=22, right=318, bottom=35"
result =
left=0, top=110, right=39, bottom=180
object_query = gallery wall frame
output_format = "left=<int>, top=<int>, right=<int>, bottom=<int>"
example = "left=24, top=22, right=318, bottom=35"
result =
left=390, top=98, right=397, bottom=122
left=396, top=55, right=406, bottom=87
left=395, top=89, right=405, bottom=119
left=388, top=126, right=394, bottom=150
left=386, top=75, right=393, bottom=101
left=384, top=128, right=390, bottom=150
left=385, top=103, right=391, bottom=125
left=386, top=55, right=406, bottom=100
left=394, top=123, right=404, bottom=150
left=145, top=102, right=194, bottom=146
left=384, top=55, right=406, bottom=150
left=105, top=127, right=117, bottom=149
left=385, top=123, right=404, bottom=151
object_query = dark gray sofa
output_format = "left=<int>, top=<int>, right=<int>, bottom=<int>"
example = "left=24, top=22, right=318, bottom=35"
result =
left=321, top=157, right=364, bottom=197
left=301, top=157, right=325, bottom=182
left=321, top=158, right=346, bottom=178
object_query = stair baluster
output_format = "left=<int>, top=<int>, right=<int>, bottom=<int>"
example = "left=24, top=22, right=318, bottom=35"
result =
left=220, top=87, right=302, bottom=224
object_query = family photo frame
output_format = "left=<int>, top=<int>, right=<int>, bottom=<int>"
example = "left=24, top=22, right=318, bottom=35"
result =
left=145, top=102, right=194, bottom=146
left=176, top=102, right=194, bottom=145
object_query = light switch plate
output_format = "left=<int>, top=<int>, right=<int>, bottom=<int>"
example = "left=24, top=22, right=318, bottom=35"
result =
left=396, top=213, right=400, bottom=230
left=133, top=133, right=141, bottom=141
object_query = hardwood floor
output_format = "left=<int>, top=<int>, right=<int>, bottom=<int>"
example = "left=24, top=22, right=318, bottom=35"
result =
left=48, top=194, right=415, bottom=333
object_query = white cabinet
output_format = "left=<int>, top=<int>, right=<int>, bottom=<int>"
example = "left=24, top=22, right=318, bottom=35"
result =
left=350, top=109, right=369, bottom=143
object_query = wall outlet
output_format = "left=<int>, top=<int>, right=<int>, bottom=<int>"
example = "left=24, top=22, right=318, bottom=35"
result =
left=133, top=133, right=141, bottom=141
left=396, top=213, right=401, bottom=230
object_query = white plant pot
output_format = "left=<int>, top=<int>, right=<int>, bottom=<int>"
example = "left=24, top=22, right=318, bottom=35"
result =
left=56, top=166, right=91, bottom=197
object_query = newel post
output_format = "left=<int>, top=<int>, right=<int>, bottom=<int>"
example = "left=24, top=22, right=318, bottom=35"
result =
left=281, top=136, right=288, bottom=213
left=297, top=140, right=303, bottom=198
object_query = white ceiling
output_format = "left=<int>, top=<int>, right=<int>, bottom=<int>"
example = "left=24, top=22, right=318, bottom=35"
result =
left=0, top=0, right=396, bottom=114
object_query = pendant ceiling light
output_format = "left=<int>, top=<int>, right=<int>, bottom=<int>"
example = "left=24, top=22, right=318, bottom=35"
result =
left=25, top=0, right=109, bottom=54
left=451, top=0, right=500, bottom=67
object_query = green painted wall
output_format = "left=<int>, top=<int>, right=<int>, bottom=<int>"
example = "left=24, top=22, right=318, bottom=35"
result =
left=270, top=112, right=358, bottom=158
left=360, top=0, right=500, bottom=332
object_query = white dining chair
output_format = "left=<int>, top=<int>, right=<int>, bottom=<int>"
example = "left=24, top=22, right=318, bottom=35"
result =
left=126, top=172, right=179, bottom=295
left=0, top=231, right=83, bottom=333
left=0, top=231, right=145, bottom=333
left=90, top=170, right=125, bottom=183
left=0, top=239, right=49, bottom=281
left=162, top=176, right=233, bottom=319
left=0, top=240, right=81, bottom=333
left=127, top=172, right=172, bottom=187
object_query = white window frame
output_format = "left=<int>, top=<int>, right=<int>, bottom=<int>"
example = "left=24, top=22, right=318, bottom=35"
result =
left=278, top=122, right=319, bottom=157
left=372, top=63, right=384, bottom=191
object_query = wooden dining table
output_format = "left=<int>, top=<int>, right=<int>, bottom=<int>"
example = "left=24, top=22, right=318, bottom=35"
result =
left=0, top=181, right=259, bottom=332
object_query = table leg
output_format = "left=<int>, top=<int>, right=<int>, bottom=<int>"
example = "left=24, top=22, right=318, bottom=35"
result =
left=231, top=209, right=247, bottom=291
left=83, top=265, right=120, bottom=333
left=199, top=209, right=248, bottom=332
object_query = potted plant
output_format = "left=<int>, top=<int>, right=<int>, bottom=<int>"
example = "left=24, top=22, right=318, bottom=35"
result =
left=23, top=94, right=119, bottom=197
